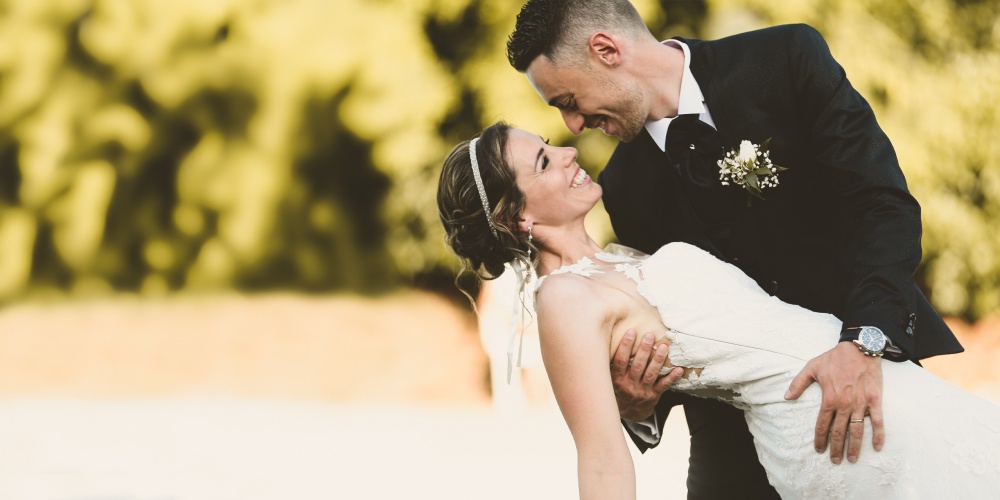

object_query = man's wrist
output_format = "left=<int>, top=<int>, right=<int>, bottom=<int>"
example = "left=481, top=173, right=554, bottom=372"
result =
left=623, top=409, right=660, bottom=444
left=840, top=326, right=904, bottom=360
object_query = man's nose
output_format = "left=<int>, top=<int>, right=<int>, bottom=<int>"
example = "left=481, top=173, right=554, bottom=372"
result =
left=560, top=110, right=585, bottom=135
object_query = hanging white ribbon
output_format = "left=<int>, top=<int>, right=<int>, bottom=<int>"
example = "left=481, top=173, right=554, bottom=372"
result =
left=505, top=259, right=530, bottom=384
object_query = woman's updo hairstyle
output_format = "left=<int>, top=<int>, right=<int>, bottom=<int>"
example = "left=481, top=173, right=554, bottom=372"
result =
left=437, top=121, right=536, bottom=282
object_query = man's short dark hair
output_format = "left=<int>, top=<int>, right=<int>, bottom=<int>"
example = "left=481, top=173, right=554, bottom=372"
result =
left=506, top=0, right=569, bottom=72
left=506, top=0, right=649, bottom=72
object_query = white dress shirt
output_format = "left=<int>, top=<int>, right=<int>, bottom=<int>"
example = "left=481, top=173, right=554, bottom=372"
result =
left=644, top=39, right=716, bottom=151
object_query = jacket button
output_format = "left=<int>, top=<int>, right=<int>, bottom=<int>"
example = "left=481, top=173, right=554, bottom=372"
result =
left=769, top=280, right=779, bottom=294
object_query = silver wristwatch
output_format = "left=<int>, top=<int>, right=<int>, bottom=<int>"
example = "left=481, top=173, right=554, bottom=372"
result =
left=839, top=326, right=901, bottom=358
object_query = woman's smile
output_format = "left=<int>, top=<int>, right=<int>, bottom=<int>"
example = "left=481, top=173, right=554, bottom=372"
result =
left=570, top=167, right=591, bottom=189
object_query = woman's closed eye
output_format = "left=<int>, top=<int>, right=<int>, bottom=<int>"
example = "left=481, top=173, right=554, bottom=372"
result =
left=537, top=138, right=551, bottom=171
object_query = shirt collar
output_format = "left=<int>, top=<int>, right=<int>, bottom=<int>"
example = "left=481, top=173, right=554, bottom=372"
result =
left=644, top=40, right=708, bottom=151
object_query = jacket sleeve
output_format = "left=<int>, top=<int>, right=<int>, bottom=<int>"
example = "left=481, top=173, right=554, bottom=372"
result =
left=787, top=24, right=921, bottom=356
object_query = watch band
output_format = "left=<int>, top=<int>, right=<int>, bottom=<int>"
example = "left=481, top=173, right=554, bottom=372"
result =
left=838, top=329, right=860, bottom=344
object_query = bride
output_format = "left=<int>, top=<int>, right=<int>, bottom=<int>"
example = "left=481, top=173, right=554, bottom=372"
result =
left=437, top=121, right=1000, bottom=499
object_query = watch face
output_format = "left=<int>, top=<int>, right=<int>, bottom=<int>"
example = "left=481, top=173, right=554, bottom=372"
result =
left=859, top=327, right=886, bottom=353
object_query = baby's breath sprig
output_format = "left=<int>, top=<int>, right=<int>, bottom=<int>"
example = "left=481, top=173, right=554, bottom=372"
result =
left=717, top=138, right=787, bottom=207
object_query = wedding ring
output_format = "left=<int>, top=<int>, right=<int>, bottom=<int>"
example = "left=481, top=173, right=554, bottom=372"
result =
left=849, top=419, right=864, bottom=423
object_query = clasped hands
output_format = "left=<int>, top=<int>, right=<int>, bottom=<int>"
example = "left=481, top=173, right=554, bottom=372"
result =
left=611, top=329, right=885, bottom=464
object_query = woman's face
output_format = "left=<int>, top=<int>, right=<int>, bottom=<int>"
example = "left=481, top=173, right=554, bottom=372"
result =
left=505, top=128, right=602, bottom=228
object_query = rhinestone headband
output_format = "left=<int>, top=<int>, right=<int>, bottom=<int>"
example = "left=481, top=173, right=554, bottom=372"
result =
left=469, top=137, right=499, bottom=237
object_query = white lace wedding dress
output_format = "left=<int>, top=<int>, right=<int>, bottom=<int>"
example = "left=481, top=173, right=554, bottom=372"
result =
left=540, top=242, right=1000, bottom=499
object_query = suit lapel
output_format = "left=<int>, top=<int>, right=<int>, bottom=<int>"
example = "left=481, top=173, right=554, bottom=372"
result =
left=617, top=127, right=727, bottom=258
left=627, top=129, right=691, bottom=250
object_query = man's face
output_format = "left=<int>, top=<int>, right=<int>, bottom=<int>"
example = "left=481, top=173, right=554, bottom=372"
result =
left=526, top=56, right=647, bottom=142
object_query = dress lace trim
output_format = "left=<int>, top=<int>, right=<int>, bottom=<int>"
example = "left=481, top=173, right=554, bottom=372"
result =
left=534, top=244, right=649, bottom=293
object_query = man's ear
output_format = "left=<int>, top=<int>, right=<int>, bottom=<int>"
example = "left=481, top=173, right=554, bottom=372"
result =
left=589, top=33, right=623, bottom=68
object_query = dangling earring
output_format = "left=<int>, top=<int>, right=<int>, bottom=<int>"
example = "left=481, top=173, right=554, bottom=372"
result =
left=527, top=225, right=534, bottom=261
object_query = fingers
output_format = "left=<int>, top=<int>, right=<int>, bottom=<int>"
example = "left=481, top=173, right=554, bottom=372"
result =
left=846, top=409, right=866, bottom=463
left=653, top=366, right=684, bottom=394
left=628, top=333, right=655, bottom=380
left=641, top=344, right=669, bottom=386
left=611, top=330, right=636, bottom=378
left=785, top=360, right=818, bottom=400
left=869, top=404, right=885, bottom=452
left=864, top=358, right=885, bottom=453
left=827, top=404, right=851, bottom=464
left=813, top=395, right=835, bottom=453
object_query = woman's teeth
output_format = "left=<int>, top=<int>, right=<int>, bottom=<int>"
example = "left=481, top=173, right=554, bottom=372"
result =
left=570, top=169, right=589, bottom=189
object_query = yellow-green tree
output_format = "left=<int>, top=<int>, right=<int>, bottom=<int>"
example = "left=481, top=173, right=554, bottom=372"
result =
left=0, top=0, right=996, bottom=320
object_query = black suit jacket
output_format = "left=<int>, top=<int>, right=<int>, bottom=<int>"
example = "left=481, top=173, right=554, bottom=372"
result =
left=598, top=24, right=962, bottom=450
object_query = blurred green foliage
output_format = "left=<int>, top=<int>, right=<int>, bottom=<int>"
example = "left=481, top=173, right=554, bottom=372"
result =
left=0, top=0, right=996, bottom=319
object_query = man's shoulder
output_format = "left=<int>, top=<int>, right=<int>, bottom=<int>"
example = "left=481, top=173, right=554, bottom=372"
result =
left=705, top=23, right=822, bottom=44
left=684, top=23, right=826, bottom=53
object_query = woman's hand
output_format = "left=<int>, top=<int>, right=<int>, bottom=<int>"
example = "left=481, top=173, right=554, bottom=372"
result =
left=611, top=329, right=684, bottom=422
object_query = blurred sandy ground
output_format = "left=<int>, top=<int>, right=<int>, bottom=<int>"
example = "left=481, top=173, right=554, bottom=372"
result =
left=0, top=293, right=690, bottom=499
left=0, top=293, right=996, bottom=499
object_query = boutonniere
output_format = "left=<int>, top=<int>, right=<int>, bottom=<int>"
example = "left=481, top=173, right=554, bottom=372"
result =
left=717, top=138, right=787, bottom=206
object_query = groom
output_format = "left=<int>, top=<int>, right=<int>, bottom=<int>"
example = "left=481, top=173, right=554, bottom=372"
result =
left=506, top=0, right=963, bottom=497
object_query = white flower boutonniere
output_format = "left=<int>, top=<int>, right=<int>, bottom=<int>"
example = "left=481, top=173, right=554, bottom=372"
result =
left=717, top=138, right=787, bottom=206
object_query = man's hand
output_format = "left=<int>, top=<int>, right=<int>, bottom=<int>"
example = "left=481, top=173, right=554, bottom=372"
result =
left=785, top=341, right=885, bottom=464
left=611, top=329, right=684, bottom=422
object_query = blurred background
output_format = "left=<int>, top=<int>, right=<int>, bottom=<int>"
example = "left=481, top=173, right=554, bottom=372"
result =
left=0, top=0, right=998, bottom=498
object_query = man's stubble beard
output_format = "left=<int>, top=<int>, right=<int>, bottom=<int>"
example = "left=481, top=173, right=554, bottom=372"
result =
left=597, top=74, right=647, bottom=143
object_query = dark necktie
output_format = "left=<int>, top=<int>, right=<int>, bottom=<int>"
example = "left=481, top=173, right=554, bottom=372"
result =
left=664, top=114, right=723, bottom=190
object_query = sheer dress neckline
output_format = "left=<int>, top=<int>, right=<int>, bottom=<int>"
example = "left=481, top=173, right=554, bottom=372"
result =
left=534, top=244, right=649, bottom=293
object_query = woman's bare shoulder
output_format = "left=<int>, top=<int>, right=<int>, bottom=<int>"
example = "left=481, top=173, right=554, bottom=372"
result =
left=534, top=273, right=609, bottom=324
